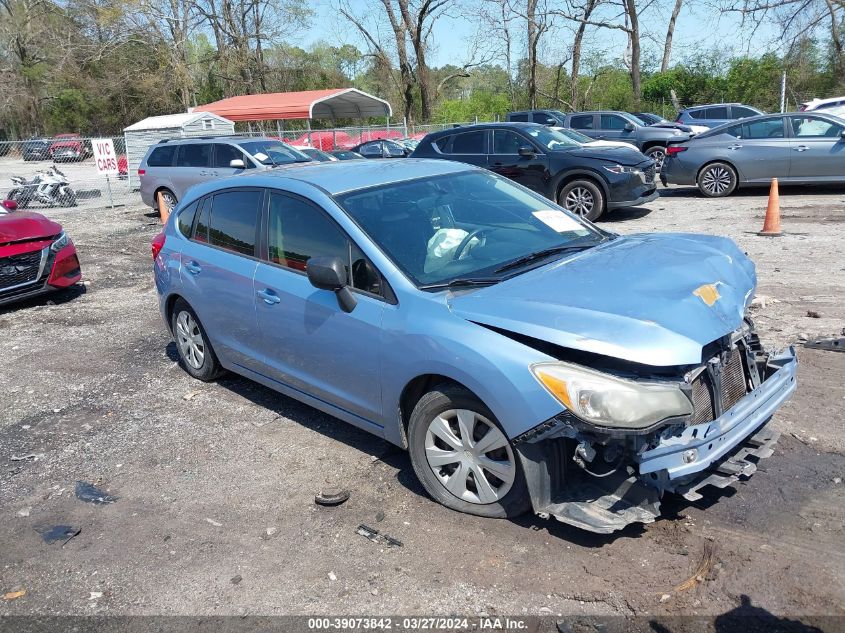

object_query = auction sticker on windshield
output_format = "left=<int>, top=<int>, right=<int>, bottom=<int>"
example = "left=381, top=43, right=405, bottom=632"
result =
left=532, top=209, right=586, bottom=233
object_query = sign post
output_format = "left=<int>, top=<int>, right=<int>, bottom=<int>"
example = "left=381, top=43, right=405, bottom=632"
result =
left=92, top=138, right=119, bottom=208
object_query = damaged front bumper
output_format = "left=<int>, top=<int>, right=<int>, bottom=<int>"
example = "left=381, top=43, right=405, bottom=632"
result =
left=515, top=346, right=798, bottom=534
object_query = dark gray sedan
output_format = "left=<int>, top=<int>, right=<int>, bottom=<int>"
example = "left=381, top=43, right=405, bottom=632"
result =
left=661, top=112, right=845, bottom=197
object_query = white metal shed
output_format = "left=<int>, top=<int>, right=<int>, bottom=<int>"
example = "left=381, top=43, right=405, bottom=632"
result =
left=123, top=112, right=235, bottom=187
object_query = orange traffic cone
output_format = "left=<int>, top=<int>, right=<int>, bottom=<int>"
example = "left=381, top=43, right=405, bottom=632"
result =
left=157, top=191, right=170, bottom=225
left=758, top=178, right=782, bottom=236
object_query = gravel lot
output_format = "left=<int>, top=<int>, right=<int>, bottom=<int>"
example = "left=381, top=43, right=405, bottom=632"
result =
left=1, top=183, right=843, bottom=622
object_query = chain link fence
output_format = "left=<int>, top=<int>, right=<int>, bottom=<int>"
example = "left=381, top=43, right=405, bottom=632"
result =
left=0, top=122, right=478, bottom=213
left=0, top=136, right=133, bottom=212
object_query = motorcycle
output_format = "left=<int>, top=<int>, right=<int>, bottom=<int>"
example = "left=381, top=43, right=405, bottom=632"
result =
left=7, top=165, right=77, bottom=208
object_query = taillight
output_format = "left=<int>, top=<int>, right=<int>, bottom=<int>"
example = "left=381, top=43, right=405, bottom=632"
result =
left=666, top=146, right=688, bottom=157
left=138, top=169, right=146, bottom=176
left=151, top=233, right=166, bottom=260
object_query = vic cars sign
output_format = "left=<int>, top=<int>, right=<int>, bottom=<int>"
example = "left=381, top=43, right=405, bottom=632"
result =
left=93, top=138, right=119, bottom=175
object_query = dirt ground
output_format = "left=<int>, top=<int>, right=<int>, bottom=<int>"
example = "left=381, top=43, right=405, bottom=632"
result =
left=1, top=183, right=843, bottom=622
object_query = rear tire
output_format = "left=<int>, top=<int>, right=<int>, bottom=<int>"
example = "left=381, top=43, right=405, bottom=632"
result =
left=407, top=385, right=530, bottom=519
left=558, top=179, right=605, bottom=221
left=170, top=298, right=223, bottom=381
left=697, top=162, right=737, bottom=197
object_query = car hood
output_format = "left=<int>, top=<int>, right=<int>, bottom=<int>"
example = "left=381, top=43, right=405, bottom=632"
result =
left=447, top=233, right=756, bottom=367
left=51, top=141, right=82, bottom=150
left=0, top=211, right=62, bottom=244
left=559, top=145, right=645, bottom=165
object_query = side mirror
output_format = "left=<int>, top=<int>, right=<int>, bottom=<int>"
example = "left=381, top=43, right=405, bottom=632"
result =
left=2, top=199, right=18, bottom=211
left=623, top=123, right=636, bottom=132
left=229, top=158, right=245, bottom=168
left=839, top=129, right=845, bottom=139
left=544, top=118, right=556, bottom=126
left=518, top=145, right=535, bottom=157
left=306, top=256, right=357, bottom=313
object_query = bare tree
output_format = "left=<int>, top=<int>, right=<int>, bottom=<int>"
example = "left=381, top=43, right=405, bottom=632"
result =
left=660, top=0, right=682, bottom=72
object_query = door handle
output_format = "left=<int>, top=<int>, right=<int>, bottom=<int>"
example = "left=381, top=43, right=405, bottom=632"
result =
left=257, top=289, right=281, bottom=305
left=793, top=145, right=810, bottom=152
left=185, top=261, right=201, bottom=275
left=728, top=144, right=743, bottom=150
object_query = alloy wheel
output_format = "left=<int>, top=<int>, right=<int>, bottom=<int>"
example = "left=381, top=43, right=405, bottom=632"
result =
left=424, top=409, right=515, bottom=504
left=564, top=187, right=594, bottom=217
left=161, top=191, right=177, bottom=211
left=175, top=310, right=205, bottom=370
left=649, top=148, right=666, bottom=171
left=701, top=166, right=732, bottom=195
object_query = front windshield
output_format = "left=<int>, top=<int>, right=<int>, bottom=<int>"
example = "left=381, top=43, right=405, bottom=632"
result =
left=626, top=114, right=647, bottom=126
left=523, top=126, right=581, bottom=151
left=240, top=140, right=310, bottom=165
left=336, top=171, right=604, bottom=288
left=556, top=128, right=593, bottom=144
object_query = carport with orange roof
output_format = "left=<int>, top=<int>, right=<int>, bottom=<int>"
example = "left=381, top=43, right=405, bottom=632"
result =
left=193, top=88, right=394, bottom=150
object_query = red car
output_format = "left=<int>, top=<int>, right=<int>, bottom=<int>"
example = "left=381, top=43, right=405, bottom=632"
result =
left=0, top=202, right=82, bottom=306
left=49, top=134, right=90, bottom=162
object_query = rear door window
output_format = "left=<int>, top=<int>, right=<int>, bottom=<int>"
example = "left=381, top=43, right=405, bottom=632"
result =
left=732, top=106, right=759, bottom=118
left=704, top=106, right=728, bottom=119
left=177, top=143, right=212, bottom=167
left=450, top=131, right=486, bottom=154
left=147, top=145, right=176, bottom=167
left=358, top=142, right=383, bottom=157
left=508, top=113, right=529, bottom=122
left=207, top=190, right=262, bottom=256
left=687, top=109, right=704, bottom=119
left=570, top=114, right=594, bottom=130
left=194, top=198, right=210, bottom=243
left=741, top=118, right=784, bottom=139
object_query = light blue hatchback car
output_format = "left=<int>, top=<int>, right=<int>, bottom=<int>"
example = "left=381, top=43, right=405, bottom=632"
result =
left=152, top=159, right=797, bottom=533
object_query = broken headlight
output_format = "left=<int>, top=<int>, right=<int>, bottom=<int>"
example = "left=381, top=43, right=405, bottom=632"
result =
left=530, top=361, right=692, bottom=429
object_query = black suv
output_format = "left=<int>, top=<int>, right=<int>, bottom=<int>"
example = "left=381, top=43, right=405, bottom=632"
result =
left=410, top=122, right=658, bottom=221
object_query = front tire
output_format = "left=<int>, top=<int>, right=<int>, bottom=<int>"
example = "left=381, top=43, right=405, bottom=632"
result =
left=644, top=146, right=666, bottom=171
left=158, top=189, right=177, bottom=213
left=558, top=179, right=605, bottom=221
left=697, top=162, right=737, bottom=197
left=407, top=385, right=530, bottom=519
left=171, top=299, right=222, bottom=381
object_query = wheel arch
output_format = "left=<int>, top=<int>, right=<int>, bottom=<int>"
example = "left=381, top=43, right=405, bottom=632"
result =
left=695, top=158, right=741, bottom=184
left=641, top=141, right=667, bottom=153
left=153, top=186, right=177, bottom=205
left=398, top=374, right=478, bottom=448
left=553, top=169, right=610, bottom=201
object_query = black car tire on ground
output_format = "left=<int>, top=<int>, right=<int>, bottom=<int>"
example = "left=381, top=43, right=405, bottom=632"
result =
left=558, top=179, right=605, bottom=221
left=407, top=384, right=530, bottom=519
left=644, top=146, right=667, bottom=171
left=697, top=162, right=738, bottom=198
left=170, top=298, right=223, bottom=382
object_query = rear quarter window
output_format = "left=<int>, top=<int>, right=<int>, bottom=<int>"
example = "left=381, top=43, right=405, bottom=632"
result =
left=147, top=145, right=176, bottom=167
left=176, top=200, right=199, bottom=237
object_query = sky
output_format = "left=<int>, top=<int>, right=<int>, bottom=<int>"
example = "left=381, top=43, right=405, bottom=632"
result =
left=299, top=0, right=783, bottom=71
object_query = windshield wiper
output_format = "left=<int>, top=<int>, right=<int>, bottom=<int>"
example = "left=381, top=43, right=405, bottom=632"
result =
left=494, top=243, right=596, bottom=274
left=418, top=277, right=502, bottom=291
